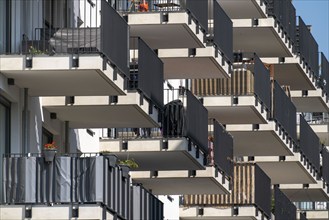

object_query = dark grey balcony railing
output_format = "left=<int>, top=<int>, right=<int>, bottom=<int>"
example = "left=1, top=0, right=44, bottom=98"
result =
left=274, top=186, right=297, bottom=220
left=129, top=37, right=164, bottom=108
left=320, top=53, right=329, bottom=95
left=181, top=163, right=271, bottom=218
left=1, top=0, right=129, bottom=77
left=322, top=148, right=329, bottom=185
left=213, top=0, right=233, bottom=63
left=2, top=155, right=131, bottom=219
left=296, top=17, right=319, bottom=77
left=212, top=120, right=233, bottom=178
left=300, top=211, right=307, bottom=220
left=163, top=88, right=208, bottom=153
left=299, top=115, right=321, bottom=174
left=272, top=80, right=297, bottom=144
left=113, top=0, right=208, bottom=33
left=267, top=0, right=296, bottom=46
left=131, top=184, right=164, bottom=220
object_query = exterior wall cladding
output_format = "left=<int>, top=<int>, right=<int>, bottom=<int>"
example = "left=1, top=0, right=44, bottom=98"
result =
left=0, top=0, right=328, bottom=220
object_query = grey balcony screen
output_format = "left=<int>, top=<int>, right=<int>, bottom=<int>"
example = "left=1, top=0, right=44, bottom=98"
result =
left=267, top=0, right=296, bottom=45
left=214, top=0, right=233, bottom=63
left=254, top=164, right=271, bottom=217
left=213, top=120, right=233, bottom=178
left=323, top=148, right=329, bottom=184
left=274, top=186, right=297, bottom=220
left=254, top=55, right=271, bottom=111
left=300, top=212, right=307, bottom=220
left=138, top=38, right=164, bottom=108
left=273, top=80, right=297, bottom=143
left=320, top=53, right=329, bottom=95
left=297, top=17, right=319, bottom=76
left=186, top=0, right=208, bottom=33
left=102, top=0, right=129, bottom=77
left=300, top=115, right=321, bottom=173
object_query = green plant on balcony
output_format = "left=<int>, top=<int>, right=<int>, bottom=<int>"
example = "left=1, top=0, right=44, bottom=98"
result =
left=118, top=158, right=139, bottom=168
left=29, top=46, right=48, bottom=55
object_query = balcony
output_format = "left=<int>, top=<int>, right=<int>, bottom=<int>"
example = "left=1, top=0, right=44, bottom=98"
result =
left=1, top=154, right=163, bottom=220
left=217, top=0, right=268, bottom=19
left=274, top=186, right=297, bottom=220
left=193, top=53, right=271, bottom=125
left=180, top=163, right=271, bottom=220
left=295, top=202, right=328, bottom=220
left=0, top=0, right=130, bottom=97
left=100, top=88, right=208, bottom=171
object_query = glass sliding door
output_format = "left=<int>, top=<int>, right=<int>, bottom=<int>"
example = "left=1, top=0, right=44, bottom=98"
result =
left=0, top=0, right=10, bottom=53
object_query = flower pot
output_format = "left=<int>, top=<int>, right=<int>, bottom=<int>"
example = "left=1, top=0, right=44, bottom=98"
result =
left=44, top=149, right=57, bottom=162
left=101, top=153, right=118, bottom=168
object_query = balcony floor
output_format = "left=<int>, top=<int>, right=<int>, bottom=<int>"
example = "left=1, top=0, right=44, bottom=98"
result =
left=130, top=167, right=230, bottom=195
left=128, top=13, right=205, bottom=49
left=226, top=122, right=294, bottom=156
left=0, top=55, right=125, bottom=96
left=233, top=18, right=294, bottom=58
left=100, top=138, right=205, bottom=171
left=203, top=96, right=268, bottom=124
left=42, top=94, right=159, bottom=128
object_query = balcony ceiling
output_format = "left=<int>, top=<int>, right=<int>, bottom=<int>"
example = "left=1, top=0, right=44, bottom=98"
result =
left=281, top=188, right=329, bottom=202
left=292, top=96, right=328, bottom=113
left=233, top=27, right=292, bottom=57
left=228, top=130, right=292, bottom=156
left=43, top=105, right=158, bottom=128
left=257, top=162, right=317, bottom=184
left=130, top=24, right=204, bottom=49
left=217, top=0, right=267, bottom=19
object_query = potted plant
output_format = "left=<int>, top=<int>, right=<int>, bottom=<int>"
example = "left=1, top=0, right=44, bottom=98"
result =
left=43, top=141, right=58, bottom=162
left=118, top=158, right=139, bottom=178
left=100, top=151, right=118, bottom=167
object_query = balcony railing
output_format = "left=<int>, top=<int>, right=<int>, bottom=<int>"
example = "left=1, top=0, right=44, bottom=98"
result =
left=191, top=53, right=271, bottom=111
left=181, top=163, right=271, bottom=218
left=299, top=115, right=321, bottom=174
left=2, top=154, right=163, bottom=220
left=296, top=17, right=319, bottom=77
left=0, top=0, right=129, bottom=77
left=112, top=0, right=208, bottom=33
left=210, top=120, right=233, bottom=178
left=129, top=37, right=164, bottom=108
left=294, top=201, right=328, bottom=211
left=213, top=0, right=233, bottom=63
left=267, top=0, right=296, bottom=46
left=320, top=53, right=329, bottom=95
left=272, top=80, right=298, bottom=144
left=300, top=211, right=307, bottom=220
left=322, top=148, right=329, bottom=185
left=274, top=186, right=297, bottom=220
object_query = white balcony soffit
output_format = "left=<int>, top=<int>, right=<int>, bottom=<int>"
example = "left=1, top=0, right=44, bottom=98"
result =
left=233, top=18, right=294, bottom=58
left=203, top=96, right=268, bottom=124
left=42, top=94, right=159, bottom=128
left=127, top=12, right=205, bottom=49
left=291, top=90, right=329, bottom=113
left=130, top=167, right=230, bottom=195
left=0, top=55, right=125, bottom=96
left=100, top=138, right=205, bottom=171
left=180, top=206, right=269, bottom=220
left=280, top=182, right=329, bottom=202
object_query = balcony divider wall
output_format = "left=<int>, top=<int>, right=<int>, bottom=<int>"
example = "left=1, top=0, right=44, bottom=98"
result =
left=320, top=53, right=329, bottom=95
left=322, top=148, right=329, bottom=185
left=274, top=186, right=297, bottom=220
left=299, top=115, right=321, bottom=174
left=181, top=163, right=271, bottom=218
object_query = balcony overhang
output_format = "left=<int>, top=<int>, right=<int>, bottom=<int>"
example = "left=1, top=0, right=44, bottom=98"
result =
left=130, top=167, right=230, bottom=195
left=307, top=124, right=329, bottom=146
left=233, top=18, right=294, bottom=58
left=261, top=57, right=317, bottom=91
left=0, top=55, right=125, bottom=96
left=297, top=210, right=329, bottom=220
left=99, top=138, right=205, bottom=171
left=252, top=154, right=318, bottom=185
left=158, top=47, right=230, bottom=79
left=226, top=122, right=294, bottom=156
left=217, top=0, right=267, bottom=19
left=290, top=90, right=329, bottom=113
left=280, top=182, right=329, bottom=202
left=203, top=96, right=268, bottom=124
left=180, top=206, right=270, bottom=220
left=42, top=94, right=159, bottom=128
left=127, top=13, right=205, bottom=49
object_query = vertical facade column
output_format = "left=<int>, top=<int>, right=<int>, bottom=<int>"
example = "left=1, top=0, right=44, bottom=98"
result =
left=65, top=121, right=70, bottom=153
left=22, top=88, right=29, bottom=154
